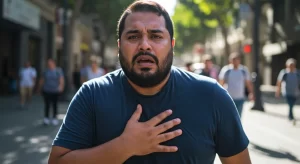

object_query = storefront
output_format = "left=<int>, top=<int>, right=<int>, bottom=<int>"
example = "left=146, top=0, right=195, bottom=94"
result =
left=0, top=0, right=56, bottom=95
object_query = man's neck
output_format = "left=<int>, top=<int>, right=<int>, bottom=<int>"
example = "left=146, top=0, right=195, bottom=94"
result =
left=231, top=64, right=239, bottom=69
left=127, top=73, right=171, bottom=96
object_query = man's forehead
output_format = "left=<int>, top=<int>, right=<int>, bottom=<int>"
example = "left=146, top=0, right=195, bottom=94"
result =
left=124, top=12, right=166, bottom=32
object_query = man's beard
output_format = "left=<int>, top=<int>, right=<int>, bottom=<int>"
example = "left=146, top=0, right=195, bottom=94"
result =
left=119, top=49, right=173, bottom=88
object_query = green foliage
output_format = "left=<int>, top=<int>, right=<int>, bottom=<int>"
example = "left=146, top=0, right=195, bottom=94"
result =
left=173, top=0, right=238, bottom=53
left=80, top=0, right=132, bottom=39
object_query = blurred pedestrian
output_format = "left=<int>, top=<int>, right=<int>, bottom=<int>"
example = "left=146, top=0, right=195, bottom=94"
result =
left=81, top=55, right=105, bottom=83
left=276, top=58, right=300, bottom=125
left=38, top=58, right=64, bottom=126
left=198, top=54, right=219, bottom=79
left=19, top=61, right=37, bottom=109
left=49, top=1, right=251, bottom=164
left=219, top=52, right=254, bottom=117
left=185, top=62, right=193, bottom=72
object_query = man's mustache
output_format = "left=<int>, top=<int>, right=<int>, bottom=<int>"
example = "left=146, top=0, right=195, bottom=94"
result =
left=132, top=52, right=159, bottom=65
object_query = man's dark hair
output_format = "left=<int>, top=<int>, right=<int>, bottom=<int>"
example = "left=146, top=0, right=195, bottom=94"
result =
left=117, top=0, right=174, bottom=40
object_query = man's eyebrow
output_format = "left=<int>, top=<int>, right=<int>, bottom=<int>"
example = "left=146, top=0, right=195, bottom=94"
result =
left=125, top=30, right=140, bottom=35
left=148, top=29, right=163, bottom=33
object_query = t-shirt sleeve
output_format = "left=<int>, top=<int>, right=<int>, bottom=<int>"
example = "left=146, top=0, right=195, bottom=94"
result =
left=218, top=66, right=228, bottom=80
left=57, top=68, right=64, bottom=77
left=243, top=67, right=251, bottom=81
left=213, top=82, right=249, bottom=157
left=277, top=69, right=286, bottom=82
left=32, top=68, right=37, bottom=78
left=53, top=83, right=95, bottom=150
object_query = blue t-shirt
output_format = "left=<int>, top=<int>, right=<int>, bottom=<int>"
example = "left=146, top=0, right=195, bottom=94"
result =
left=43, top=68, right=64, bottom=93
left=53, top=67, right=249, bottom=164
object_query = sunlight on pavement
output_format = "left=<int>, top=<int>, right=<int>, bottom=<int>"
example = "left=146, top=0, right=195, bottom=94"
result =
left=14, top=136, right=25, bottom=142
left=3, top=152, right=17, bottom=164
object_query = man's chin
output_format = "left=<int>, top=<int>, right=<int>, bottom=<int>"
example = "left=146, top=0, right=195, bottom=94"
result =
left=134, top=67, right=157, bottom=74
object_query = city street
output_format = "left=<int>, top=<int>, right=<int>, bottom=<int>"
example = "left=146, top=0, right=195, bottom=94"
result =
left=0, top=95, right=300, bottom=164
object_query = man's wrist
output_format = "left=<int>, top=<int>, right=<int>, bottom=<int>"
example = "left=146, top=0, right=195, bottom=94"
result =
left=116, top=135, right=135, bottom=158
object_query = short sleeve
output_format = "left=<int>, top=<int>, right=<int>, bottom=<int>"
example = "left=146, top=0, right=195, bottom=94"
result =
left=32, top=68, right=37, bottom=78
left=57, top=68, right=64, bottom=77
left=213, top=82, right=249, bottom=157
left=243, top=67, right=251, bottom=81
left=277, top=69, right=286, bottom=82
left=53, top=83, right=95, bottom=150
left=218, top=66, right=228, bottom=80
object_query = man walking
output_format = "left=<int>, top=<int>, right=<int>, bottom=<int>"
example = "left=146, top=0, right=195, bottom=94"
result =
left=219, top=53, right=254, bottom=117
left=48, top=1, right=251, bottom=164
left=19, top=61, right=36, bottom=109
left=276, top=58, right=300, bottom=125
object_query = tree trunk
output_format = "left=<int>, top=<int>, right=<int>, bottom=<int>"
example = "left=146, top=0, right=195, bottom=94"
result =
left=220, top=24, right=230, bottom=65
left=99, top=41, right=106, bottom=68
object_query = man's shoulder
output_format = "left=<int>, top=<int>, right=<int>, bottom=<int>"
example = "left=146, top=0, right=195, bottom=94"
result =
left=172, top=66, right=218, bottom=89
left=84, top=69, right=123, bottom=88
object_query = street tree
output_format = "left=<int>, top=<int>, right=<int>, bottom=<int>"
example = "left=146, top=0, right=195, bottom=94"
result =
left=174, top=0, right=238, bottom=60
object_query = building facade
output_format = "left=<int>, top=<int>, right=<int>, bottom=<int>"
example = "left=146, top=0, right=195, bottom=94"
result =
left=262, top=0, right=300, bottom=85
left=0, top=0, right=57, bottom=95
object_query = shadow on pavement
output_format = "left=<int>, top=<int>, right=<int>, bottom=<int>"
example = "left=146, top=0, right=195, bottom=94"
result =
left=250, top=142, right=300, bottom=163
left=262, top=96, right=300, bottom=105
left=0, top=96, right=68, bottom=164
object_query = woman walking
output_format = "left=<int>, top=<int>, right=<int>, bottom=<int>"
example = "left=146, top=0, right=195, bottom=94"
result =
left=38, top=58, right=64, bottom=126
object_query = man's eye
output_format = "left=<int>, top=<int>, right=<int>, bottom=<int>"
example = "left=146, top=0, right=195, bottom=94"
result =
left=128, top=36, right=138, bottom=40
left=151, top=35, right=162, bottom=39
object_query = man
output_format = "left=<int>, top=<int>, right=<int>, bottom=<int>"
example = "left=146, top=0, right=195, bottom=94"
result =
left=49, top=1, right=251, bottom=164
left=276, top=58, right=300, bottom=125
left=219, top=53, right=254, bottom=117
left=19, top=61, right=37, bottom=109
left=81, top=55, right=105, bottom=83
left=198, top=54, right=219, bottom=79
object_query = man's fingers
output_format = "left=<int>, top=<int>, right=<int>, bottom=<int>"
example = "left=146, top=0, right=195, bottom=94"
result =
left=146, top=110, right=172, bottom=126
left=156, top=129, right=182, bottom=143
left=155, top=118, right=181, bottom=135
left=154, top=145, right=179, bottom=153
left=130, top=104, right=142, bottom=121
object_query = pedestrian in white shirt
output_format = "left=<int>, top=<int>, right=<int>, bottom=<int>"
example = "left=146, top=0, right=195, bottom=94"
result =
left=81, top=55, right=105, bottom=83
left=19, top=61, right=37, bottom=109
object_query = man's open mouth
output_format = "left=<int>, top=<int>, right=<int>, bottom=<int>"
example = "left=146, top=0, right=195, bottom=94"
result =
left=136, top=55, right=155, bottom=64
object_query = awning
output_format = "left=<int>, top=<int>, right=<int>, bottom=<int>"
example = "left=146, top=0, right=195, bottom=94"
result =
left=262, top=41, right=287, bottom=57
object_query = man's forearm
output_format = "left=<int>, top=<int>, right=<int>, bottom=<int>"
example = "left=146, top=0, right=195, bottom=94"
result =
left=56, top=136, right=132, bottom=164
left=246, top=81, right=253, bottom=94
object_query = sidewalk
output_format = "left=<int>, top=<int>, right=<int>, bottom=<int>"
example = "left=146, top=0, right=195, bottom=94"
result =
left=0, top=95, right=69, bottom=164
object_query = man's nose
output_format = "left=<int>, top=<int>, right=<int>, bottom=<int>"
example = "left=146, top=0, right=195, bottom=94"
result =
left=138, top=37, right=151, bottom=51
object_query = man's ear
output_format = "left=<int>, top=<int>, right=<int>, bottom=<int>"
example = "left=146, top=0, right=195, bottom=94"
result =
left=171, top=38, right=175, bottom=48
left=117, top=39, right=120, bottom=48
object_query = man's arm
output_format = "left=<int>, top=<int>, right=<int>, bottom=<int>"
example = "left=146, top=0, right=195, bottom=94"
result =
left=245, top=79, right=254, bottom=100
left=275, top=69, right=285, bottom=98
left=49, top=136, right=132, bottom=164
left=219, top=148, right=251, bottom=164
left=59, top=76, right=64, bottom=92
left=218, top=66, right=227, bottom=87
left=38, top=77, right=44, bottom=93
left=275, top=80, right=282, bottom=98
left=213, top=82, right=251, bottom=162
left=219, top=79, right=225, bottom=86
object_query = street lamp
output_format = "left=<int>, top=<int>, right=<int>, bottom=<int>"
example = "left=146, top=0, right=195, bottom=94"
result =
left=251, top=0, right=264, bottom=111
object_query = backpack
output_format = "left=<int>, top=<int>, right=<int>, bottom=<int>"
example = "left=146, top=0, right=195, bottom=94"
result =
left=224, top=66, right=249, bottom=96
